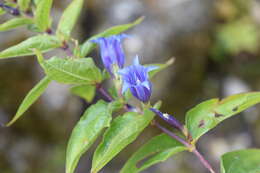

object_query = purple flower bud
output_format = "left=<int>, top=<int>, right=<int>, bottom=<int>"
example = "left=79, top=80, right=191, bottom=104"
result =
left=150, top=108, right=183, bottom=131
left=118, top=56, right=157, bottom=103
left=91, top=34, right=127, bottom=75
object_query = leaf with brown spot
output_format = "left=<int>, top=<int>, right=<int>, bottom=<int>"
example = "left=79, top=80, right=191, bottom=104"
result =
left=185, top=92, right=260, bottom=142
left=198, top=120, right=205, bottom=128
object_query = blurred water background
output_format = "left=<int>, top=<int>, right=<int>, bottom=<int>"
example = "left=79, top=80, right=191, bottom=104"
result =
left=0, top=0, right=260, bottom=172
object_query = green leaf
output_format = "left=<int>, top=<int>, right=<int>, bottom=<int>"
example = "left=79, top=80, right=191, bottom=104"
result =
left=56, top=0, right=84, bottom=40
left=221, top=149, right=260, bottom=173
left=66, top=100, right=112, bottom=173
left=70, top=84, right=96, bottom=102
left=185, top=92, right=260, bottom=142
left=37, top=54, right=102, bottom=85
left=6, top=76, right=51, bottom=126
left=108, top=100, right=124, bottom=112
left=33, top=0, right=40, bottom=5
left=91, top=109, right=155, bottom=173
left=120, top=134, right=187, bottom=173
left=35, top=0, right=53, bottom=32
left=0, top=8, right=6, bottom=16
left=18, top=0, right=31, bottom=11
left=0, top=34, right=61, bottom=59
left=147, top=58, right=175, bottom=78
left=80, top=16, right=144, bottom=57
left=0, top=17, right=33, bottom=32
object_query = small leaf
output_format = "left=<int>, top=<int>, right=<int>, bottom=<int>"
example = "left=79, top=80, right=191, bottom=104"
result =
left=120, top=134, right=187, bottom=173
left=56, top=0, right=84, bottom=40
left=147, top=58, right=175, bottom=78
left=70, top=84, right=96, bottom=102
left=185, top=92, right=260, bottom=142
left=80, top=16, right=144, bottom=57
left=0, top=17, right=33, bottom=32
left=37, top=54, right=102, bottom=85
left=91, top=109, right=154, bottom=173
left=0, top=34, right=61, bottom=59
left=35, top=0, right=53, bottom=32
left=18, top=0, right=31, bottom=11
left=66, top=100, right=112, bottom=173
left=6, top=76, right=51, bottom=126
left=221, top=149, right=260, bottom=173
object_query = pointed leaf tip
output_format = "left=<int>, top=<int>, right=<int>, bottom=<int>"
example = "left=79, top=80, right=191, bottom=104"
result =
left=6, top=76, right=51, bottom=126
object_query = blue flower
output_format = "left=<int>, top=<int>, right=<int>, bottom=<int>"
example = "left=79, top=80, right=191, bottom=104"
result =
left=150, top=108, right=183, bottom=131
left=118, top=56, right=157, bottom=102
left=91, top=34, right=127, bottom=75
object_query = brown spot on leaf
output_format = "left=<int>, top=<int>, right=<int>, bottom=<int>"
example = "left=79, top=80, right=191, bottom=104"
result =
left=198, top=120, right=205, bottom=128
left=232, top=106, right=238, bottom=112
left=215, top=112, right=224, bottom=118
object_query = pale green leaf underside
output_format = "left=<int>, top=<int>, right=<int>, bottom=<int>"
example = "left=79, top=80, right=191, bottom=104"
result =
left=0, top=34, right=61, bottom=59
left=120, top=134, right=187, bottom=173
left=221, top=149, right=260, bottom=173
left=80, top=16, right=144, bottom=57
left=37, top=55, right=102, bottom=85
left=91, top=109, right=154, bottom=173
left=66, top=100, right=112, bottom=173
left=185, top=92, right=260, bottom=142
left=35, top=0, right=53, bottom=31
left=0, top=17, right=33, bottom=32
left=70, top=84, right=96, bottom=102
left=6, top=76, right=51, bottom=126
left=56, top=0, right=84, bottom=39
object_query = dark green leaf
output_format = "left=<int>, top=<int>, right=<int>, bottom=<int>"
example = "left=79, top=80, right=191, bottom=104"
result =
left=80, top=17, right=144, bottom=57
left=66, top=100, right=112, bottom=173
left=147, top=58, right=175, bottom=78
left=56, top=0, right=84, bottom=40
left=221, top=149, right=260, bottom=173
left=37, top=54, right=102, bottom=85
left=70, top=84, right=96, bottom=102
left=18, top=0, right=31, bottom=11
left=6, top=76, right=51, bottom=126
left=0, top=34, right=61, bottom=59
left=35, top=0, right=53, bottom=31
left=91, top=109, right=154, bottom=173
left=121, top=134, right=187, bottom=173
left=185, top=92, right=260, bottom=142
left=0, top=17, right=33, bottom=32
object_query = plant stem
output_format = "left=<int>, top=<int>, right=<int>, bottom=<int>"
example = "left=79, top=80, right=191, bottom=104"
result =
left=154, top=121, right=190, bottom=148
left=192, top=148, right=216, bottom=173
left=154, top=121, right=216, bottom=173
left=97, top=85, right=113, bottom=102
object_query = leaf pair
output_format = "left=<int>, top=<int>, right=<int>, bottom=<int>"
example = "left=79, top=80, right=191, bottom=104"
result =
left=66, top=105, right=156, bottom=173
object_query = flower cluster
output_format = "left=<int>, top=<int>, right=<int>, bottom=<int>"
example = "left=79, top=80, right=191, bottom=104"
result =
left=93, top=34, right=157, bottom=103
left=93, top=34, right=183, bottom=131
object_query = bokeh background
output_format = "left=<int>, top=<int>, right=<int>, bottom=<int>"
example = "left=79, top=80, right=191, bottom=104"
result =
left=1, top=0, right=260, bottom=172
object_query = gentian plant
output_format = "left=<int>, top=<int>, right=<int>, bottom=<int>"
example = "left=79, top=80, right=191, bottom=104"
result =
left=0, top=0, right=260, bottom=173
